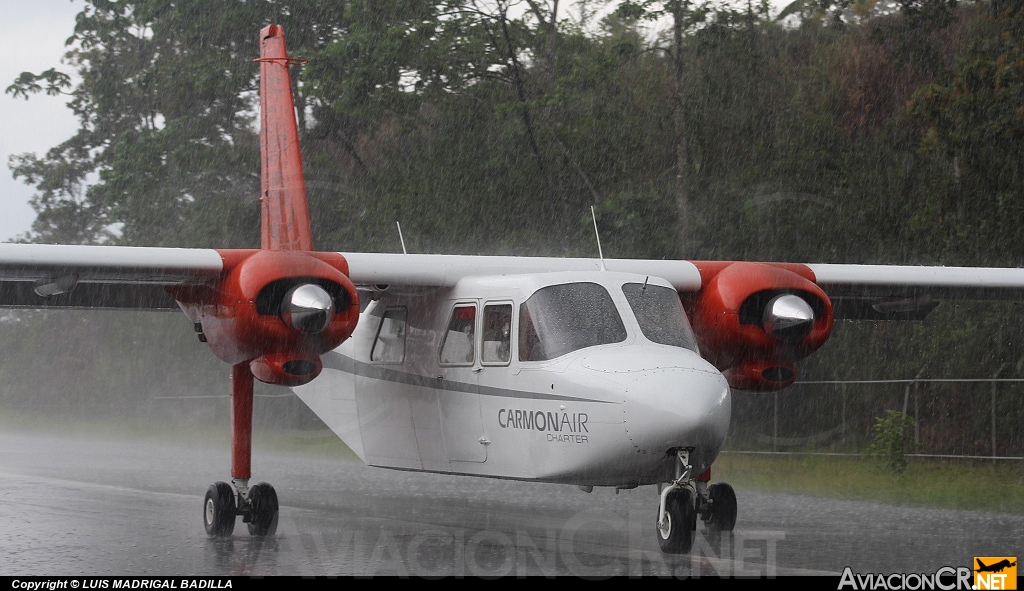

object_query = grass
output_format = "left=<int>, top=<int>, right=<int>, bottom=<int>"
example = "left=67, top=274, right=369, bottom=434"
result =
left=713, top=452, right=1024, bottom=515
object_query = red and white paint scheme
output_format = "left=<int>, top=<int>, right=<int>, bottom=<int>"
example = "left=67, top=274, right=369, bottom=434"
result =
left=3, top=25, right=1024, bottom=553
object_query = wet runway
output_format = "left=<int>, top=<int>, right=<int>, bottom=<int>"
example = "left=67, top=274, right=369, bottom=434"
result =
left=1, top=428, right=1021, bottom=577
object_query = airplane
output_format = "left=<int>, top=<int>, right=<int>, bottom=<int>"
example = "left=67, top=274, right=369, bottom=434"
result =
left=976, top=559, right=1017, bottom=574
left=3, top=24, right=1024, bottom=555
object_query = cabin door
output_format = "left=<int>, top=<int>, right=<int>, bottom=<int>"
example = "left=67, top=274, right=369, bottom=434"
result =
left=437, top=302, right=487, bottom=463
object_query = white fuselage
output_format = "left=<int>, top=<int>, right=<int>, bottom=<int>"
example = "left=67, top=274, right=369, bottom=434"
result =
left=293, top=271, right=731, bottom=488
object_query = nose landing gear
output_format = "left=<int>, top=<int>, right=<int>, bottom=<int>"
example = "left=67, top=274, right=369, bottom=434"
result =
left=657, top=486, right=697, bottom=553
left=656, top=449, right=737, bottom=554
left=656, top=449, right=698, bottom=553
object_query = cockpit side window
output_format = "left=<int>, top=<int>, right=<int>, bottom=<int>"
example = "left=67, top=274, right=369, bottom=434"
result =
left=370, top=307, right=408, bottom=363
left=440, top=304, right=476, bottom=365
left=519, top=305, right=541, bottom=361
left=622, top=283, right=700, bottom=353
left=519, top=282, right=626, bottom=361
left=482, top=303, right=513, bottom=365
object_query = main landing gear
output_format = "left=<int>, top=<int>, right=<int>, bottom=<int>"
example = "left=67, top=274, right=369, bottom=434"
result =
left=203, top=363, right=280, bottom=537
left=203, top=480, right=279, bottom=537
left=656, top=449, right=737, bottom=553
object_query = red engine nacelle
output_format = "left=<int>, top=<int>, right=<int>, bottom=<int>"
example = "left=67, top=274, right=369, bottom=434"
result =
left=172, top=249, right=360, bottom=386
left=685, top=261, right=833, bottom=391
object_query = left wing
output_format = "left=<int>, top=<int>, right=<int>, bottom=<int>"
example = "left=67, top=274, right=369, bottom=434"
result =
left=809, top=263, right=1024, bottom=320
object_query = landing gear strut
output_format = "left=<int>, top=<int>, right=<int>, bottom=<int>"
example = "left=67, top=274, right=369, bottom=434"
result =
left=657, top=450, right=737, bottom=553
left=656, top=449, right=698, bottom=553
left=204, top=363, right=279, bottom=537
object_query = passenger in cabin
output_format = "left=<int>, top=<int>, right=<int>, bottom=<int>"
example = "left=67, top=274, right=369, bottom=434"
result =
left=496, top=324, right=510, bottom=362
left=441, top=305, right=477, bottom=364
left=482, top=306, right=513, bottom=363
left=442, top=320, right=474, bottom=364
left=461, top=323, right=474, bottom=362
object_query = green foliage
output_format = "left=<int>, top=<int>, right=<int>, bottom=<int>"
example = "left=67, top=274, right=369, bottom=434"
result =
left=5, top=0, right=1024, bottom=451
left=6, top=68, right=72, bottom=99
left=869, top=410, right=918, bottom=474
left=10, top=0, right=1020, bottom=260
left=906, top=1, right=1024, bottom=264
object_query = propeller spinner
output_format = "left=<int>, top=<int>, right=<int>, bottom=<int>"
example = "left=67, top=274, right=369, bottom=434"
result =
left=762, top=294, right=815, bottom=342
left=280, top=283, right=334, bottom=334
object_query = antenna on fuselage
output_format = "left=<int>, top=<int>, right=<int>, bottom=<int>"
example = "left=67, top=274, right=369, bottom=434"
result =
left=396, top=221, right=408, bottom=255
left=590, top=205, right=606, bottom=271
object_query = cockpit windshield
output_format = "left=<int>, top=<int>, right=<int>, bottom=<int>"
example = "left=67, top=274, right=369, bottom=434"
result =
left=622, top=283, right=700, bottom=353
left=519, top=282, right=626, bottom=361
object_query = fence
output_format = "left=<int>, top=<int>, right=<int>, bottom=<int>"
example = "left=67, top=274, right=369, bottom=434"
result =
left=727, top=378, right=1024, bottom=460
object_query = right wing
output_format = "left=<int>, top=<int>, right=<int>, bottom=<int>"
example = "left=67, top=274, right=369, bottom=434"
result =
left=0, top=243, right=224, bottom=310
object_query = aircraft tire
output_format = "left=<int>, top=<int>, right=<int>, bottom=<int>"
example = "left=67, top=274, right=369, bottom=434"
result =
left=246, top=482, right=279, bottom=537
left=203, top=482, right=236, bottom=537
left=657, top=488, right=696, bottom=554
left=706, top=482, right=737, bottom=532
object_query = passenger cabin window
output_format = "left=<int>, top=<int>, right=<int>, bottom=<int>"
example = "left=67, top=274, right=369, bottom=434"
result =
left=482, top=303, right=513, bottom=364
left=371, top=308, right=407, bottom=363
left=622, top=283, right=700, bottom=353
left=440, top=304, right=476, bottom=365
left=519, top=283, right=626, bottom=361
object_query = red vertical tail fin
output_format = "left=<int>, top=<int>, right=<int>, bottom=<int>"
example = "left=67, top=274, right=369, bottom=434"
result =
left=258, top=25, right=313, bottom=251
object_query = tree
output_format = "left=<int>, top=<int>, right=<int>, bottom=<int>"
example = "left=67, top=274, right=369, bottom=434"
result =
left=908, top=0, right=1024, bottom=265
left=614, top=0, right=709, bottom=253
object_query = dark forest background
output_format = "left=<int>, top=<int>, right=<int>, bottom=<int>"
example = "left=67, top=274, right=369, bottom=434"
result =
left=3, top=0, right=1023, bottom=455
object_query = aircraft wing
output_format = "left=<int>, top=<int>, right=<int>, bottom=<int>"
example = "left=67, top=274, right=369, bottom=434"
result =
left=0, top=247, right=705, bottom=311
left=342, top=253, right=1024, bottom=293
left=340, top=252, right=703, bottom=291
left=0, top=243, right=224, bottom=310
left=341, top=253, right=1024, bottom=320
left=807, top=263, right=1024, bottom=319
left=4, top=244, right=1024, bottom=317
left=808, top=263, right=1024, bottom=299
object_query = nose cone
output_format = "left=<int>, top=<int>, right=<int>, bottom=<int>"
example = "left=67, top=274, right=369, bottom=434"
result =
left=580, top=347, right=731, bottom=472
left=626, top=364, right=731, bottom=466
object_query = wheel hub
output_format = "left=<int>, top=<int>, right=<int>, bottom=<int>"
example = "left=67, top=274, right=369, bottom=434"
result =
left=658, top=511, right=672, bottom=540
left=205, top=498, right=215, bottom=524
